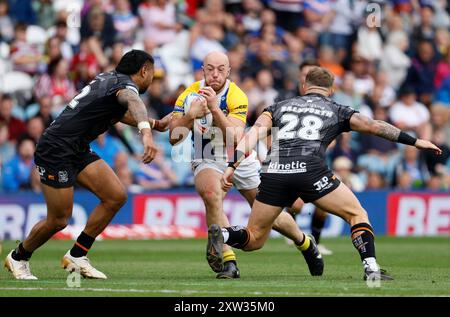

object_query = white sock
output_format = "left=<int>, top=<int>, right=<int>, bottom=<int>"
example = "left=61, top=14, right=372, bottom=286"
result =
left=221, top=228, right=229, bottom=243
left=363, top=257, right=379, bottom=271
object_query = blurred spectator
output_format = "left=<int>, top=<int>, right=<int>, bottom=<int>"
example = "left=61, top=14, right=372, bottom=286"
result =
left=112, top=0, right=139, bottom=45
left=51, top=19, right=74, bottom=61
left=389, top=85, right=431, bottom=138
left=71, top=37, right=107, bottom=90
left=349, top=55, right=374, bottom=97
left=404, top=40, right=437, bottom=105
left=0, top=0, right=14, bottom=42
left=411, top=5, right=436, bottom=47
left=241, top=40, right=286, bottom=90
left=331, top=132, right=359, bottom=166
left=113, top=151, right=138, bottom=189
left=268, top=0, right=304, bottom=33
left=332, top=72, right=363, bottom=111
left=434, top=46, right=450, bottom=88
left=380, top=31, right=411, bottom=89
left=320, top=0, right=367, bottom=62
left=303, top=0, right=333, bottom=34
left=247, top=69, right=278, bottom=116
left=195, top=0, right=235, bottom=31
left=0, top=122, right=14, bottom=165
left=2, top=137, right=36, bottom=192
left=435, top=75, right=450, bottom=105
left=105, top=41, right=125, bottom=71
left=144, top=76, right=173, bottom=119
left=430, top=103, right=450, bottom=148
left=365, top=171, right=386, bottom=190
left=421, top=129, right=450, bottom=176
left=44, top=36, right=64, bottom=64
left=90, top=132, right=124, bottom=168
left=332, top=156, right=365, bottom=192
left=28, top=95, right=55, bottom=128
left=10, top=23, right=44, bottom=75
left=32, top=0, right=55, bottom=30
left=7, top=0, right=36, bottom=25
left=358, top=106, right=399, bottom=170
left=318, top=45, right=345, bottom=81
left=356, top=24, right=383, bottom=63
left=81, top=5, right=116, bottom=49
left=190, top=22, right=226, bottom=66
left=0, top=94, right=26, bottom=142
left=396, top=171, right=413, bottom=190
left=19, top=116, right=45, bottom=144
left=34, top=57, right=76, bottom=111
left=394, top=146, right=429, bottom=189
left=240, top=0, right=264, bottom=33
left=371, top=72, right=396, bottom=108
left=139, top=0, right=178, bottom=46
left=135, top=149, right=178, bottom=190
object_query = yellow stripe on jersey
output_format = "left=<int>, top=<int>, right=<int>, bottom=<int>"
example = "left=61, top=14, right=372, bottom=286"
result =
left=225, top=82, right=248, bottom=123
left=172, top=82, right=201, bottom=117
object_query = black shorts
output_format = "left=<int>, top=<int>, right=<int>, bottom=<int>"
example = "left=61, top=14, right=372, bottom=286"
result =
left=256, top=169, right=341, bottom=207
left=34, top=138, right=100, bottom=188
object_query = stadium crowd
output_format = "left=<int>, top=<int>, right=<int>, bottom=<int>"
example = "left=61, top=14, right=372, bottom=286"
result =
left=0, top=0, right=450, bottom=193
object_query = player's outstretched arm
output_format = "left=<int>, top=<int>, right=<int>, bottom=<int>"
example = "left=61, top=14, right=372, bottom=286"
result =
left=349, top=112, right=442, bottom=155
left=117, top=88, right=157, bottom=163
left=152, top=112, right=171, bottom=132
left=222, top=113, right=272, bottom=191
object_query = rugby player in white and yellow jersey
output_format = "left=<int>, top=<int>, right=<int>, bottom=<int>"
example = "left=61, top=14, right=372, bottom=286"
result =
left=169, top=52, right=322, bottom=279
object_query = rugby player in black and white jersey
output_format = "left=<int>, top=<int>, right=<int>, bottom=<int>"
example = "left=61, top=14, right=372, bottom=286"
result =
left=5, top=50, right=170, bottom=280
left=207, top=67, right=442, bottom=280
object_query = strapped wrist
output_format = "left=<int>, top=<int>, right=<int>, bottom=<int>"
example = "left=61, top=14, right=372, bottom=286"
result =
left=138, top=121, right=151, bottom=133
left=398, top=131, right=417, bottom=146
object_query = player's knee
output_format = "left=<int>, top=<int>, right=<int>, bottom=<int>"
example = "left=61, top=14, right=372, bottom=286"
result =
left=243, top=239, right=263, bottom=251
left=344, top=206, right=368, bottom=224
left=48, top=217, right=69, bottom=232
left=199, top=189, right=222, bottom=209
left=105, top=188, right=128, bottom=211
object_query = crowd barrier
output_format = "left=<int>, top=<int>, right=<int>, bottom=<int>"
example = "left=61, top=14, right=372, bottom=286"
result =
left=1, top=189, right=449, bottom=240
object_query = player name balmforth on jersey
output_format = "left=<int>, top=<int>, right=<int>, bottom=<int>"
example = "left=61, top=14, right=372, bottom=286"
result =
left=280, top=105, right=333, bottom=117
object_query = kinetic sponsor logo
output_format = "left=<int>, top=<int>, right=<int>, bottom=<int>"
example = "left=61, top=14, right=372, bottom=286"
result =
left=267, top=161, right=307, bottom=173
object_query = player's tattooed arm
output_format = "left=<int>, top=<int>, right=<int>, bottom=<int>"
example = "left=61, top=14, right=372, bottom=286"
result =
left=349, top=113, right=400, bottom=142
left=117, top=89, right=149, bottom=128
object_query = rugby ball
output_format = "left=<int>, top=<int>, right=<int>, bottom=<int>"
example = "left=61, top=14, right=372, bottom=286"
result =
left=183, top=92, right=213, bottom=135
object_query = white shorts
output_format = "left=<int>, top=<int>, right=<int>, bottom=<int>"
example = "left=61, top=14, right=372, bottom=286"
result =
left=192, top=151, right=261, bottom=190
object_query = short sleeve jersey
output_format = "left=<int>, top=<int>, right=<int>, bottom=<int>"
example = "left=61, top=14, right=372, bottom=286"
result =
left=263, top=93, right=357, bottom=166
left=172, top=80, right=248, bottom=160
left=43, top=71, right=139, bottom=154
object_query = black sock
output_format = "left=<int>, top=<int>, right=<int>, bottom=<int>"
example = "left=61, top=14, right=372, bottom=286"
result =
left=12, top=243, right=33, bottom=261
left=351, top=223, right=376, bottom=261
left=70, top=231, right=95, bottom=257
left=295, top=233, right=306, bottom=247
left=311, top=211, right=325, bottom=244
left=224, top=226, right=249, bottom=249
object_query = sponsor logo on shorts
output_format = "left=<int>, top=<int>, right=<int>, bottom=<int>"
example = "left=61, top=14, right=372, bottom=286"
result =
left=58, top=171, right=69, bottom=183
left=313, top=176, right=333, bottom=192
left=267, top=161, right=307, bottom=174
left=36, top=166, right=45, bottom=177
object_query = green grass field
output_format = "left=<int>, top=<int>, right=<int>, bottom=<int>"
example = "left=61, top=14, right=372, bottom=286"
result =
left=0, top=237, right=449, bottom=297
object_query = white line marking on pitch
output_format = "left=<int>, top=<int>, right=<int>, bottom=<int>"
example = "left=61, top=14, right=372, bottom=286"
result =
left=0, top=287, right=448, bottom=297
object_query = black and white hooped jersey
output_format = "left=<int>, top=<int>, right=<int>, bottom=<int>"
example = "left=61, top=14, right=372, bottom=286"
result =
left=262, top=93, right=357, bottom=172
left=42, top=71, right=139, bottom=154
